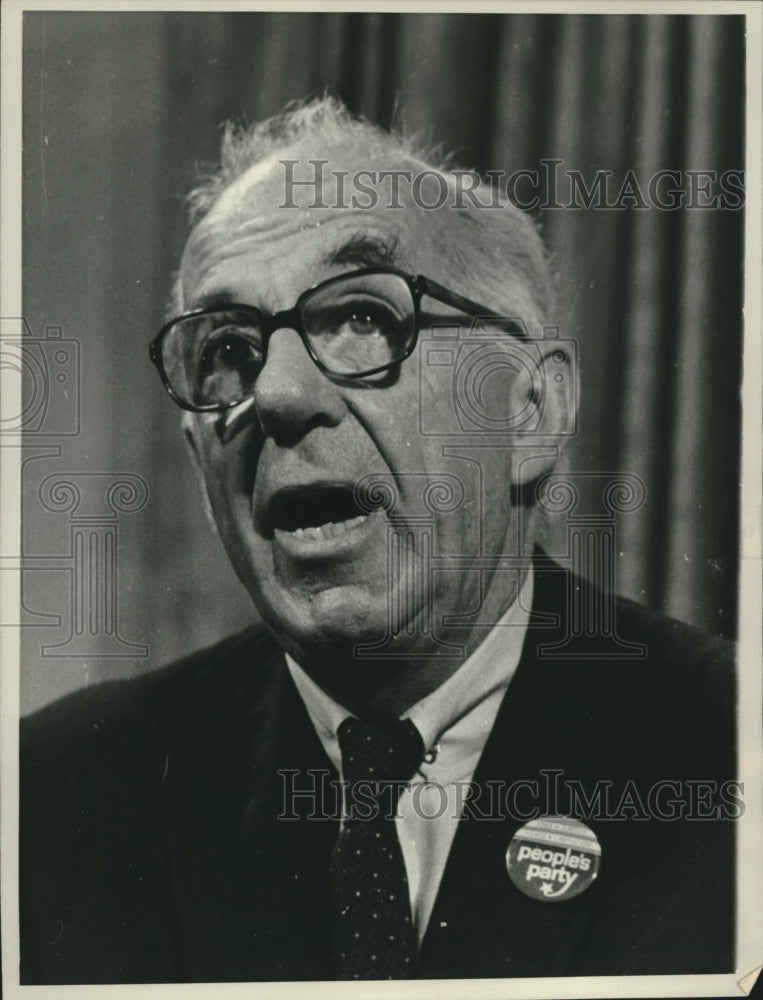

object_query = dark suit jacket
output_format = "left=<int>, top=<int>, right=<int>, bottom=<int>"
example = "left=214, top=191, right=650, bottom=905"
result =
left=20, top=560, right=737, bottom=983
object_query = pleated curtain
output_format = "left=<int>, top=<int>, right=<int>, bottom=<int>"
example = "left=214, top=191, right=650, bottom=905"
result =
left=22, top=12, right=744, bottom=710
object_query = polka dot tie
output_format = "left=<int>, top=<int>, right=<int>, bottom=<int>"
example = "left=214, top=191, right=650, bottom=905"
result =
left=330, top=716, right=425, bottom=980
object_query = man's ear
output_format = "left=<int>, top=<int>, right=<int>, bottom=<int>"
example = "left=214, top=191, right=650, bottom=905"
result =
left=181, top=413, right=219, bottom=535
left=507, top=336, right=578, bottom=488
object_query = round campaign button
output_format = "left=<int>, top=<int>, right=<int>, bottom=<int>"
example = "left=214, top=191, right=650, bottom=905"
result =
left=505, top=816, right=601, bottom=902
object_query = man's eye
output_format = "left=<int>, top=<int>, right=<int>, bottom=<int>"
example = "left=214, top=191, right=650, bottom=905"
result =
left=199, top=330, right=262, bottom=374
left=346, top=309, right=383, bottom=336
left=329, top=303, right=398, bottom=339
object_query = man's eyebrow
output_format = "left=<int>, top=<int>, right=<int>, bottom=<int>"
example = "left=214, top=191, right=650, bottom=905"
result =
left=324, top=234, right=401, bottom=270
left=187, top=288, right=240, bottom=312
left=181, top=237, right=402, bottom=314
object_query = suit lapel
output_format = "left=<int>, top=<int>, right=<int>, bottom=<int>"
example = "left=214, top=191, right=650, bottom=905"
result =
left=418, top=563, right=658, bottom=978
left=159, top=632, right=339, bottom=981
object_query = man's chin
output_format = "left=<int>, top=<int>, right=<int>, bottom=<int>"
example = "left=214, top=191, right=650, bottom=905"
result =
left=263, top=584, right=393, bottom=661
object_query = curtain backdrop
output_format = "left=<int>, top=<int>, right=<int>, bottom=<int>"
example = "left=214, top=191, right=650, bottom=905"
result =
left=20, top=12, right=744, bottom=712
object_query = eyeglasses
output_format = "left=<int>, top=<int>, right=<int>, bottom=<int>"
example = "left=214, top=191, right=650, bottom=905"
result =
left=149, top=267, right=527, bottom=412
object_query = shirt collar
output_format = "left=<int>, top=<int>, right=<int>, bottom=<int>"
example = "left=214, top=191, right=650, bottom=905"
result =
left=286, top=569, right=533, bottom=782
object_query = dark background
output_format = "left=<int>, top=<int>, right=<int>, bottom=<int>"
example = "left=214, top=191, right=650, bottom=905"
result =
left=20, top=12, right=744, bottom=712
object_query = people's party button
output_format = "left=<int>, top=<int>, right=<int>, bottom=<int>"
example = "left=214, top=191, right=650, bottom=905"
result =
left=506, top=816, right=601, bottom=902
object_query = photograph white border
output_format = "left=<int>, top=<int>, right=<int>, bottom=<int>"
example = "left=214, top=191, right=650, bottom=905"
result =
left=2, top=2, right=760, bottom=998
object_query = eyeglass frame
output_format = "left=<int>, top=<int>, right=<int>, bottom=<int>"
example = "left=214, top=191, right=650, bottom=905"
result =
left=149, top=266, right=529, bottom=412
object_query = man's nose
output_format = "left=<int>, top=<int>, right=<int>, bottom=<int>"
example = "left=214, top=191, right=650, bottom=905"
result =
left=253, top=327, right=347, bottom=442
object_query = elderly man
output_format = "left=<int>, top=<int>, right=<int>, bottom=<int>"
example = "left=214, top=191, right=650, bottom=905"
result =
left=21, top=98, right=736, bottom=984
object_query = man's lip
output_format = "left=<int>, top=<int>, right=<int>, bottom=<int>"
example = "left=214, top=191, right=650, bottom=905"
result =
left=262, top=479, right=367, bottom=536
left=273, top=508, right=386, bottom=559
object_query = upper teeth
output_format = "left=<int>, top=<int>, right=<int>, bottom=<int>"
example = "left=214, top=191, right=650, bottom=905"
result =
left=291, top=515, right=367, bottom=541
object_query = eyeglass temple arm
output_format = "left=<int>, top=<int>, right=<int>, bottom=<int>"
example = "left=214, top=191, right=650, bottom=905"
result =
left=416, top=276, right=529, bottom=339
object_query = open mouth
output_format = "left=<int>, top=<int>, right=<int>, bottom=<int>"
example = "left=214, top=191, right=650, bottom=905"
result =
left=267, top=483, right=371, bottom=543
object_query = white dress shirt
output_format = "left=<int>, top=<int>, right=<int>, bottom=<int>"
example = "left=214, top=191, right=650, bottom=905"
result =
left=285, top=570, right=532, bottom=944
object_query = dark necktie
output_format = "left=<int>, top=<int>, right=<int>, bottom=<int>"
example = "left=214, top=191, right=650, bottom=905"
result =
left=330, top=716, right=425, bottom=980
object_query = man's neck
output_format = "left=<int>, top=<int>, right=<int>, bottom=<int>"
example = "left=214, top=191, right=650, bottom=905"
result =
left=279, top=563, right=532, bottom=718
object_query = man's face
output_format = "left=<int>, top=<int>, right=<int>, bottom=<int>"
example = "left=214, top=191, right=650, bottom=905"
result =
left=180, top=147, right=541, bottom=666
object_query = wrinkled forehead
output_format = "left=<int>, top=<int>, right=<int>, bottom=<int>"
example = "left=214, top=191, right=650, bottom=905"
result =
left=179, top=141, right=469, bottom=302
left=203, top=138, right=442, bottom=222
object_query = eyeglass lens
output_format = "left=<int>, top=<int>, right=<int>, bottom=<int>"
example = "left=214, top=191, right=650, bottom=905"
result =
left=161, top=271, right=417, bottom=408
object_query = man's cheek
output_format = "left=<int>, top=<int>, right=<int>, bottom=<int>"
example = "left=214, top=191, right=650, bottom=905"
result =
left=417, top=355, right=455, bottom=432
left=199, top=465, right=260, bottom=582
left=200, top=434, right=254, bottom=501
